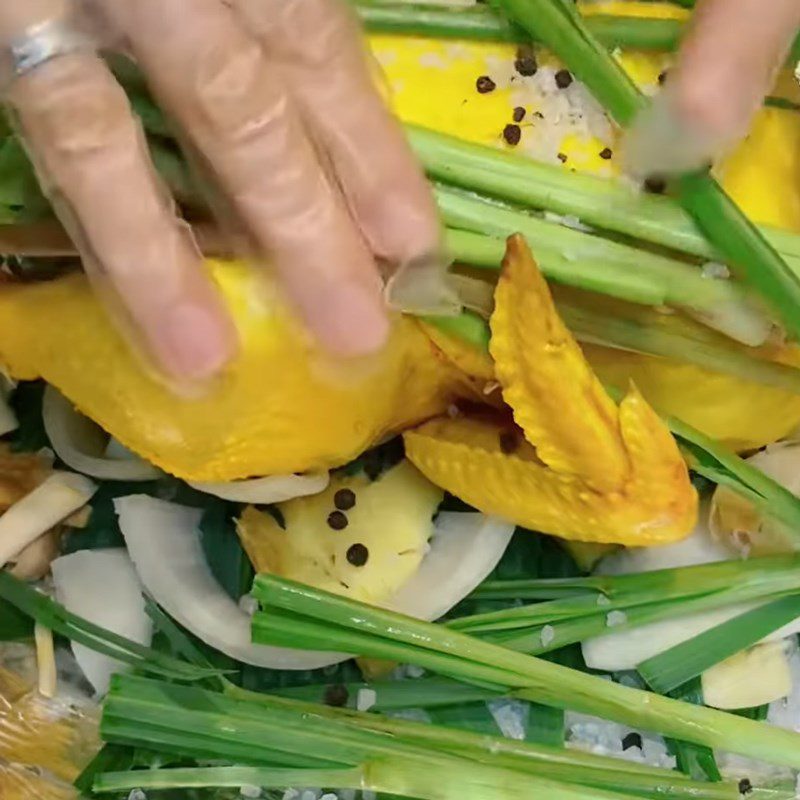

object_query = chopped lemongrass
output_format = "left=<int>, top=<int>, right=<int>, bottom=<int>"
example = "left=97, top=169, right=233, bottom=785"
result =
left=34, top=621, right=57, bottom=699
left=42, top=387, right=162, bottom=481
left=495, top=0, right=800, bottom=343
left=0, top=471, right=97, bottom=569
left=0, top=571, right=223, bottom=683
left=412, top=125, right=800, bottom=279
left=637, top=595, right=800, bottom=695
left=701, top=641, right=793, bottom=710
left=435, top=185, right=771, bottom=344
left=103, top=674, right=742, bottom=800
left=251, top=575, right=800, bottom=769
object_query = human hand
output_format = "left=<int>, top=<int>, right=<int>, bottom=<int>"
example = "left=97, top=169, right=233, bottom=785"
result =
left=626, top=0, right=800, bottom=177
left=0, top=0, right=445, bottom=382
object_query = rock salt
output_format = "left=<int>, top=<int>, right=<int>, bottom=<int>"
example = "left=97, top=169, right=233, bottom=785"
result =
left=356, top=687, right=377, bottom=712
left=540, top=624, right=555, bottom=648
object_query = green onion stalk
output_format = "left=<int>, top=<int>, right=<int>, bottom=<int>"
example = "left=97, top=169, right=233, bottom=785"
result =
left=493, top=0, right=800, bottom=343
left=100, top=674, right=742, bottom=800
left=251, top=575, right=800, bottom=770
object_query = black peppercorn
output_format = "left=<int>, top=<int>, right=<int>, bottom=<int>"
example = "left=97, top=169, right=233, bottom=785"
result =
left=622, top=732, right=643, bottom=751
left=334, top=488, right=356, bottom=511
left=599, top=147, right=613, bottom=160
left=476, top=75, right=496, bottom=94
left=327, top=510, right=348, bottom=530
left=323, top=684, right=349, bottom=707
left=555, top=69, right=573, bottom=89
left=512, top=106, right=526, bottom=123
left=557, top=152, right=568, bottom=163
left=503, top=124, right=522, bottom=146
left=738, top=779, right=752, bottom=796
left=514, top=46, right=538, bottom=77
left=643, top=175, right=667, bottom=194
left=346, top=543, right=369, bottom=567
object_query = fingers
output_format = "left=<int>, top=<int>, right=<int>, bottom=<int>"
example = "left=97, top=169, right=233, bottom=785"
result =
left=233, top=0, right=442, bottom=269
left=626, top=0, right=800, bottom=176
left=95, top=0, right=389, bottom=356
left=1, top=2, right=236, bottom=381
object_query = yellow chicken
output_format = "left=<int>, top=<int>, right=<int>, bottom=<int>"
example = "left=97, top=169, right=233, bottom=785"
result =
left=0, top=2, right=798, bottom=546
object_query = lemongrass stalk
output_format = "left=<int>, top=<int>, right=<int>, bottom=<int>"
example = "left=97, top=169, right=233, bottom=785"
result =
left=472, top=556, right=800, bottom=601
left=426, top=300, right=800, bottom=399
left=556, top=300, right=800, bottom=395
left=103, top=677, right=629, bottom=800
left=0, top=572, right=221, bottom=682
left=496, top=0, right=800, bottom=342
left=484, top=585, right=788, bottom=657
left=411, top=124, right=800, bottom=276
left=355, top=2, right=685, bottom=50
left=638, top=595, right=800, bottom=695
left=95, top=766, right=365, bottom=795
left=251, top=575, right=800, bottom=769
left=106, top=675, right=739, bottom=800
left=436, top=185, right=771, bottom=345
left=274, top=675, right=500, bottom=709
left=452, top=555, right=800, bottom=633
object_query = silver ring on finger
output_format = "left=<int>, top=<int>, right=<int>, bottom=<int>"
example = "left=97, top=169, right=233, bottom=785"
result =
left=1, top=15, right=95, bottom=88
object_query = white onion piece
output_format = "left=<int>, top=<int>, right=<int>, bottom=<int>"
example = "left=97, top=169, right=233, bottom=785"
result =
left=189, top=472, right=329, bottom=504
left=51, top=548, right=151, bottom=696
left=583, top=512, right=756, bottom=671
left=0, top=375, right=17, bottom=437
left=105, top=437, right=138, bottom=460
left=42, top=386, right=162, bottom=481
left=0, top=471, right=97, bottom=569
left=388, top=512, right=514, bottom=621
left=115, top=495, right=347, bottom=670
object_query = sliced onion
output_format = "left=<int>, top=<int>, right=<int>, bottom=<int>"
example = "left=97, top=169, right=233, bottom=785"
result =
left=51, top=548, right=152, bottom=696
left=583, top=512, right=748, bottom=671
left=388, top=512, right=514, bottom=621
left=115, top=496, right=514, bottom=670
left=189, top=472, right=329, bottom=504
left=42, top=386, right=162, bottom=481
left=0, top=471, right=97, bottom=569
left=114, top=495, right=347, bottom=670
left=710, top=442, right=800, bottom=556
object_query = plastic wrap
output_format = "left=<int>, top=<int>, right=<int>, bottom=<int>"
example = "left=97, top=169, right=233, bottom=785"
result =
left=0, top=643, right=100, bottom=800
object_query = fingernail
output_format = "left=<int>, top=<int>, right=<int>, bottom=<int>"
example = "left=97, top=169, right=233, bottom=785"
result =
left=385, top=252, right=462, bottom=317
left=307, top=282, right=390, bottom=357
left=154, top=302, right=237, bottom=381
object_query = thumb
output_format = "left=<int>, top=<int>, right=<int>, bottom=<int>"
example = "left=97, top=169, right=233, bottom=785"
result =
left=626, top=0, right=800, bottom=177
